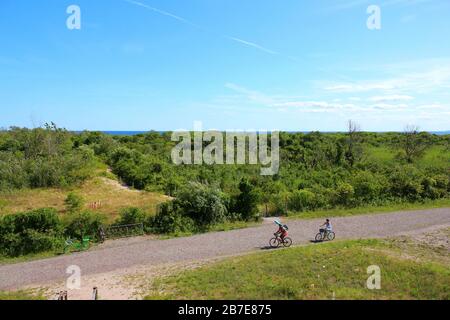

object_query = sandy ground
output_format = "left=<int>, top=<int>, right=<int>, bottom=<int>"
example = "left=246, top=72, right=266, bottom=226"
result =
left=34, top=260, right=213, bottom=300
left=99, top=177, right=138, bottom=193
left=410, top=227, right=449, bottom=249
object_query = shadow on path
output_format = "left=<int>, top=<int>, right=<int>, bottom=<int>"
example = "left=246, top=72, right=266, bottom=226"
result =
left=259, top=246, right=279, bottom=251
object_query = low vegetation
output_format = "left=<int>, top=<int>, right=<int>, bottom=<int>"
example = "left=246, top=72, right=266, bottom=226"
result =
left=145, top=238, right=450, bottom=300
left=0, top=124, right=449, bottom=259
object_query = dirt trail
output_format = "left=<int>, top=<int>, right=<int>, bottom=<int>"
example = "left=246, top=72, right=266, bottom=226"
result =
left=0, top=208, right=449, bottom=291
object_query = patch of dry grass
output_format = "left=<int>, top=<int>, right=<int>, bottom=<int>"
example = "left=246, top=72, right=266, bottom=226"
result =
left=0, top=177, right=170, bottom=222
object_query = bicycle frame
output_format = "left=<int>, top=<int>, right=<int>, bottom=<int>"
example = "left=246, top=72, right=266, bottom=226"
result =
left=64, top=237, right=90, bottom=253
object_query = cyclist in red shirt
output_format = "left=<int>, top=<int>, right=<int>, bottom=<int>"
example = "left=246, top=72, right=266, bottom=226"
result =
left=274, top=220, right=288, bottom=241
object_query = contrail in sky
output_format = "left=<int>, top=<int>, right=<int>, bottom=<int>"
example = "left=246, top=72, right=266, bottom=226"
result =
left=225, top=36, right=278, bottom=55
left=123, top=0, right=199, bottom=27
left=123, top=0, right=279, bottom=56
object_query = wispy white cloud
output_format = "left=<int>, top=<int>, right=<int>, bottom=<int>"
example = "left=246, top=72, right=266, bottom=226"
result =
left=222, top=82, right=450, bottom=118
left=273, top=101, right=363, bottom=113
left=225, top=83, right=363, bottom=113
left=416, top=103, right=448, bottom=110
left=324, top=67, right=450, bottom=94
left=369, top=103, right=409, bottom=110
left=325, top=83, right=395, bottom=93
left=368, top=94, right=414, bottom=102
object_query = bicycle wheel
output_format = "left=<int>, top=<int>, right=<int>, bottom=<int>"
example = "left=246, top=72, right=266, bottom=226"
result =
left=315, top=233, right=323, bottom=242
left=283, top=237, right=293, bottom=247
left=327, top=232, right=336, bottom=241
left=269, top=238, right=280, bottom=248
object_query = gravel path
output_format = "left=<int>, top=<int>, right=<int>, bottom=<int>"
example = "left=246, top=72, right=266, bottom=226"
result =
left=1, top=208, right=449, bottom=290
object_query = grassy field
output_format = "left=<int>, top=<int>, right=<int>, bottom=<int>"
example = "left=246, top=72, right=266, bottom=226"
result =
left=365, top=145, right=450, bottom=169
left=0, top=290, right=44, bottom=300
left=145, top=238, right=450, bottom=300
left=0, top=250, right=61, bottom=265
left=0, top=176, right=169, bottom=222
left=364, top=145, right=396, bottom=165
left=418, top=145, right=450, bottom=170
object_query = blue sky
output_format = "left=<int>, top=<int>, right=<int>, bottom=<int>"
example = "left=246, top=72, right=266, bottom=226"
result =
left=1, top=0, right=450, bottom=131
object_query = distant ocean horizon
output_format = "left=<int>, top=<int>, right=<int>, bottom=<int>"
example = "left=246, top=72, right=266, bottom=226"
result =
left=94, top=130, right=450, bottom=136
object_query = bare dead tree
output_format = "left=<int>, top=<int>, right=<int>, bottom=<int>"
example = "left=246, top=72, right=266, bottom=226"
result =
left=402, top=125, right=429, bottom=163
left=345, top=120, right=363, bottom=167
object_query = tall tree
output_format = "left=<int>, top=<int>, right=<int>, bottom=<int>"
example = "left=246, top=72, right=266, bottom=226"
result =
left=234, top=178, right=260, bottom=221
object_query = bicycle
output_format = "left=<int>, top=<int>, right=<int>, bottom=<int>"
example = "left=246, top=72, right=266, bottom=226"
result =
left=315, top=229, right=335, bottom=242
left=64, top=237, right=91, bottom=253
left=269, top=234, right=293, bottom=248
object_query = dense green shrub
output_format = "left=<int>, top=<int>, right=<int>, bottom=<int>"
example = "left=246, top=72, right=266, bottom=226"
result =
left=351, top=171, right=387, bottom=203
left=0, top=153, right=28, bottom=189
left=334, top=183, right=355, bottom=206
left=421, top=176, right=448, bottom=200
left=116, top=207, right=147, bottom=225
left=0, top=208, right=63, bottom=256
left=433, top=174, right=449, bottom=191
left=389, top=166, right=424, bottom=200
left=148, top=183, right=230, bottom=233
left=0, top=208, right=110, bottom=257
left=107, top=147, right=169, bottom=191
left=175, top=182, right=229, bottom=227
left=149, top=202, right=196, bottom=234
left=313, top=185, right=334, bottom=208
left=63, top=211, right=106, bottom=241
left=64, top=192, right=84, bottom=213
left=0, top=126, right=96, bottom=190
left=268, top=191, right=290, bottom=216
left=288, top=190, right=316, bottom=211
